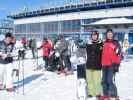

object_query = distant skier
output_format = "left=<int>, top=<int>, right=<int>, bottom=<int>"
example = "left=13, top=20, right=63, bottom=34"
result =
left=100, top=29, right=121, bottom=100
left=0, top=33, right=15, bottom=92
left=29, top=37, right=37, bottom=59
left=21, top=37, right=27, bottom=49
left=122, top=39, right=129, bottom=58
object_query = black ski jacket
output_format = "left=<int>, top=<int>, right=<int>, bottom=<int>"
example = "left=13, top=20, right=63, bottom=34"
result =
left=86, top=41, right=103, bottom=70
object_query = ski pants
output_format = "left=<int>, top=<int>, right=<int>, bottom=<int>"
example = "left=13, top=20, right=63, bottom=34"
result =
left=0, top=63, right=13, bottom=89
left=86, top=69, right=102, bottom=96
left=102, top=67, right=118, bottom=97
left=31, top=48, right=36, bottom=58
left=43, top=56, right=49, bottom=69
left=61, top=55, right=71, bottom=71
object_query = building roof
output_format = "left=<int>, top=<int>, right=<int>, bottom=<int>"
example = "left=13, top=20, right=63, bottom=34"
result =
left=82, top=18, right=133, bottom=26
left=9, top=0, right=133, bottom=19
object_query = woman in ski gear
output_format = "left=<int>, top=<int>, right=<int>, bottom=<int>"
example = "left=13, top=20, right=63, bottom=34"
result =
left=85, top=31, right=103, bottom=98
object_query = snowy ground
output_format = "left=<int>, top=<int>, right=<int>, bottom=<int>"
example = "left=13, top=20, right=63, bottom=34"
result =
left=0, top=47, right=77, bottom=100
left=0, top=57, right=77, bottom=100
left=115, top=56, right=133, bottom=100
left=0, top=42, right=133, bottom=100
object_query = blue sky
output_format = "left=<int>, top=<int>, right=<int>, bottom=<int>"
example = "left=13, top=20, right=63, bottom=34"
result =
left=0, top=0, right=68, bottom=19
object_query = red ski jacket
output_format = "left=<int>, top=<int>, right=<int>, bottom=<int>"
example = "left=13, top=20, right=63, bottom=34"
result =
left=21, top=37, right=27, bottom=44
left=40, top=42, right=52, bottom=57
left=102, top=40, right=121, bottom=67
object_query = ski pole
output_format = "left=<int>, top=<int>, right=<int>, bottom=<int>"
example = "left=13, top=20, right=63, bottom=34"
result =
left=22, top=58, right=25, bottom=95
left=36, top=49, right=39, bottom=70
left=37, top=49, right=38, bottom=68
left=17, top=54, right=21, bottom=93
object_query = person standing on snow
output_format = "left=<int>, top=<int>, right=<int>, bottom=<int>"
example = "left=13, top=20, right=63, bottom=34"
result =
left=122, top=39, right=129, bottom=58
left=85, top=31, right=103, bottom=99
left=30, top=37, right=37, bottom=59
left=38, top=38, right=52, bottom=70
left=0, top=33, right=15, bottom=92
left=54, top=35, right=72, bottom=75
left=21, top=37, right=27, bottom=49
left=101, top=29, right=121, bottom=100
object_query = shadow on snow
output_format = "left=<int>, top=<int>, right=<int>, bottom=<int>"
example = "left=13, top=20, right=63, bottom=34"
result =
left=13, top=73, right=47, bottom=89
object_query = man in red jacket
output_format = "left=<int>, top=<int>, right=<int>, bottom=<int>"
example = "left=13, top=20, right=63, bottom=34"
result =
left=38, top=38, right=52, bottom=70
left=101, top=29, right=121, bottom=100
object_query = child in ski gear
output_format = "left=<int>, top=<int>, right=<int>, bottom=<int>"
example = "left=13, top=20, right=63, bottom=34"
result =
left=0, top=33, right=15, bottom=92
left=38, top=38, right=52, bottom=70
left=101, top=29, right=121, bottom=99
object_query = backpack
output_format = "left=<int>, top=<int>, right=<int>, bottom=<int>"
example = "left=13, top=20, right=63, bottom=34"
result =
left=112, top=55, right=121, bottom=73
left=112, top=40, right=122, bottom=73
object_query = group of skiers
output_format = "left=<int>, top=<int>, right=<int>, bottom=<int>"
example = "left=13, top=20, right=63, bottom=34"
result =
left=83, top=29, right=121, bottom=100
left=21, top=36, right=37, bottom=59
left=0, top=32, right=73, bottom=92
left=21, top=35, right=73, bottom=75
left=23, top=29, right=121, bottom=100
left=0, top=29, right=122, bottom=100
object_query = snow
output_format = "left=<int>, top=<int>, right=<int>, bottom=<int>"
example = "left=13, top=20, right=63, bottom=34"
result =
left=0, top=58, right=77, bottom=100
left=0, top=41, right=133, bottom=100
left=87, top=18, right=133, bottom=25
left=115, top=57, right=133, bottom=100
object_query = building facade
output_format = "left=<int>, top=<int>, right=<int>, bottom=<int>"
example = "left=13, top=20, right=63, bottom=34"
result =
left=9, top=0, right=133, bottom=53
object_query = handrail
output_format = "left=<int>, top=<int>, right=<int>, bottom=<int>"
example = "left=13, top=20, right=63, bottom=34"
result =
left=9, top=0, right=133, bottom=19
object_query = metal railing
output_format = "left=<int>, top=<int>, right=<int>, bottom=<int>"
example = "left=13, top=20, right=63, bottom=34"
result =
left=9, top=0, right=133, bottom=18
